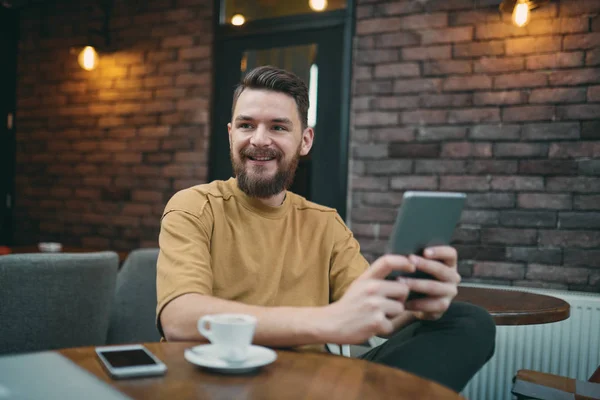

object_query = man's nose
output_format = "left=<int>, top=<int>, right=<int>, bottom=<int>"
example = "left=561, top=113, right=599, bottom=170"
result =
left=249, top=126, right=271, bottom=147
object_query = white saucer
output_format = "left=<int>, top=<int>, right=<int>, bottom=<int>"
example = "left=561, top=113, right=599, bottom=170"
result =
left=184, top=344, right=277, bottom=374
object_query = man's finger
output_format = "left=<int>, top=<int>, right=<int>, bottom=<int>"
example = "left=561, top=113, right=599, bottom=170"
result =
left=363, top=254, right=415, bottom=280
left=408, top=255, right=461, bottom=284
left=423, top=246, right=457, bottom=266
left=404, top=279, right=457, bottom=298
left=406, top=296, right=452, bottom=313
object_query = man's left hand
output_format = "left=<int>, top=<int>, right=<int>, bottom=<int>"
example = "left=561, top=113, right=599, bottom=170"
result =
left=401, top=246, right=460, bottom=321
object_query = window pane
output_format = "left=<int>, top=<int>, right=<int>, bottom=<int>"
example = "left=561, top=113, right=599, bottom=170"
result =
left=222, top=0, right=346, bottom=25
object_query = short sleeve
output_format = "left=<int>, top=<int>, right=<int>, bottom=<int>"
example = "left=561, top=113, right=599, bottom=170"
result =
left=156, top=190, right=214, bottom=335
left=329, top=215, right=369, bottom=302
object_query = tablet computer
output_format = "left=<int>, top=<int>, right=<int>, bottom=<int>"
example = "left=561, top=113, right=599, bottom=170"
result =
left=386, top=191, right=466, bottom=286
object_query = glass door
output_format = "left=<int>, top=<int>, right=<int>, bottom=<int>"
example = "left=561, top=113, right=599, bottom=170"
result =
left=210, top=25, right=347, bottom=216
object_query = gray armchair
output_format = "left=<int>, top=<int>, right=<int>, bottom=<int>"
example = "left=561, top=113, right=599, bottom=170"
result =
left=106, top=248, right=161, bottom=344
left=0, top=251, right=118, bottom=354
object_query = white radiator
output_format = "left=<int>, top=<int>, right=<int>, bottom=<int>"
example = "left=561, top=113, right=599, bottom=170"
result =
left=461, top=283, right=600, bottom=400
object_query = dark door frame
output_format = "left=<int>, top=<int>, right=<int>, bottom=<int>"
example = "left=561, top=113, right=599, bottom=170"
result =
left=209, top=1, right=355, bottom=220
left=0, top=6, right=18, bottom=246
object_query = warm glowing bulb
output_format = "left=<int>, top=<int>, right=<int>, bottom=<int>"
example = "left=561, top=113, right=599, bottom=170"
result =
left=512, top=0, right=531, bottom=27
left=309, top=0, right=328, bottom=11
left=78, top=46, right=98, bottom=71
left=231, top=14, right=245, bottom=26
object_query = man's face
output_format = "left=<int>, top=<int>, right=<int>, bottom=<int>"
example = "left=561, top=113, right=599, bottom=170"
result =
left=228, top=89, right=313, bottom=198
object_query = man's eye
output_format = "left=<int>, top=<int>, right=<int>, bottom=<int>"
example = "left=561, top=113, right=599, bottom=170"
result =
left=238, top=123, right=252, bottom=129
left=272, top=125, right=287, bottom=131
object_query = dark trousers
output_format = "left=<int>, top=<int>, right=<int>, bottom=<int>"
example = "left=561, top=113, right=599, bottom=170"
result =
left=359, top=302, right=496, bottom=393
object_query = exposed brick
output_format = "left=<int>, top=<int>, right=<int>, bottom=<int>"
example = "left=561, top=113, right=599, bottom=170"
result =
left=475, top=22, right=526, bottom=40
left=470, top=125, right=521, bottom=140
left=162, top=35, right=194, bottom=48
left=506, top=247, right=563, bottom=264
left=440, top=176, right=490, bottom=191
left=453, top=41, right=504, bottom=58
left=506, top=36, right=562, bottom=55
left=557, top=104, right=600, bottom=120
left=370, top=127, right=416, bottom=142
left=354, top=66, right=372, bottom=80
left=520, top=160, right=578, bottom=175
left=549, top=142, right=600, bottom=158
left=393, top=78, right=442, bottom=93
left=389, top=143, right=440, bottom=158
left=375, top=31, right=420, bottom=48
left=423, top=60, right=472, bottom=76
left=563, top=249, right=600, bottom=267
left=377, top=1, right=424, bottom=15
left=352, top=176, right=389, bottom=191
left=502, top=106, right=555, bottom=122
left=353, top=143, right=389, bottom=158
left=527, top=17, right=590, bottom=35
left=398, top=13, right=448, bottom=29
left=415, top=160, right=466, bottom=174
left=490, top=176, right=544, bottom=191
left=452, top=227, right=480, bottom=243
left=355, top=81, right=394, bottom=95
left=530, top=88, right=587, bottom=104
left=355, top=111, right=398, bottom=127
left=547, top=177, right=600, bottom=192
left=494, top=142, right=548, bottom=158
left=494, top=72, right=548, bottom=89
left=420, top=94, right=472, bottom=108
left=356, top=17, right=403, bottom=34
left=402, top=109, right=448, bottom=124
left=549, top=68, right=600, bottom=85
left=587, top=48, right=600, bottom=66
left=441, top=142, right=492, bottom=158
left=355, top=49, right=400, bottom=64
left=390, top=176, right=439, bottom=190
left=473, top=261, right=525, bottom=279
left=474, top=91, right=526, bottom=106
left=449, top=10, right=501, bottom=26
left=518, top=193, right=573, bottom=209
left=559, top=212, right=600, bottom=229
left=364, top=159, right=413, bottom=175
left=526, top=52, right=584, bottom=70
left=374, top=62, right=420, bottom=78
left=474, top=57, right=524, bottom=73
left=402, top=45, right=452, bottom=60
left=374, top=96, right=419, bottom=110
left=180, top=46, right=211, bottom=60
left=416, top=127, right=467, bottom=141
left=539, top=230, right=600, bottom=248
left=443, top=75, right=492, bottom=91
left=460, top=210, right=500, bottom=225
left=482, top=228, right=537, bottom=245
left=356, top=4, right=374, bottom=19
left=588, top=85, right=600, bottom=102
left=564, top=33, right=600, bottom=51
left=466, top=160, right=518, bottom=174
left=424, top=0, right=476, bottom=12
left=579, top=160, right=600, bottom=175
left=420, top=26, right=473, bottom=44
left=448, top=108, right=500, bottom=123
left=574, top=195, right=600, bottom=210
left=526, top=264, right=589, bottom=284
left=559, top=1, right=600, bottom=16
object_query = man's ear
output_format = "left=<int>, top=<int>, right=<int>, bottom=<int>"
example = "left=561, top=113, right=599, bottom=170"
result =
left=227, top=123, right=232, bottom=148
left=299, top=127, right=314, bottom=156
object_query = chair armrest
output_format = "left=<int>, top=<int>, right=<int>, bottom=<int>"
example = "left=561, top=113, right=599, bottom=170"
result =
left=515, top=369, right=576, bottom=394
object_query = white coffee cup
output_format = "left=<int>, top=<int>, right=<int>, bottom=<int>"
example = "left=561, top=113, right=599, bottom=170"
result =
left=197, top=314, right=257, bottom=363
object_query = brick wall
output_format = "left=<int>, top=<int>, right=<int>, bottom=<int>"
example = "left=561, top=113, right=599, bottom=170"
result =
left=13, top=0, right=212, bottom=250
left=350, top=0, right=600, bottom=291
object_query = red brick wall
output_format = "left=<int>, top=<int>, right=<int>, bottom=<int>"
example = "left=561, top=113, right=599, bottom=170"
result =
left=13, top=0, right=212, bottom=250
left=350, top=0, right=600, bottom=291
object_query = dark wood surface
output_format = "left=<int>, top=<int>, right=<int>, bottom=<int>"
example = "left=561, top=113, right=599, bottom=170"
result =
left=455, top=286, right=570, bottom=326
left=7, top=245, right=128, bottom=263
left=59, top=342, right=463, bottom=400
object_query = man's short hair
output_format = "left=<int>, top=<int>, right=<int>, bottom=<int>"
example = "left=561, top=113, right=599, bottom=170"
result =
left=232, top=66, right=309, bottom=130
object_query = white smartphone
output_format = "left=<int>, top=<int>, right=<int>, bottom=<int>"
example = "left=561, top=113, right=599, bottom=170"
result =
left=386, top=191, right=466, bottom=298
left=95, top=344, right=167, bottom=379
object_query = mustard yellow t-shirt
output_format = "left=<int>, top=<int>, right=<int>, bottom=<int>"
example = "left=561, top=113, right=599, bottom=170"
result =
left=156, top=178, right=369, bottom=339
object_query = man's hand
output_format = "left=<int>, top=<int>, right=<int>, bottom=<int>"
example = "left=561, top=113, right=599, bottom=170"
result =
left=319, top=255, right=415, bottom=344
left=402, top=246, right=460, bottom=321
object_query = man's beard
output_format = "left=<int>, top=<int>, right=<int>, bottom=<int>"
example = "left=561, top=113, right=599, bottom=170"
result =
left=231, top=145, right=301, bottom=198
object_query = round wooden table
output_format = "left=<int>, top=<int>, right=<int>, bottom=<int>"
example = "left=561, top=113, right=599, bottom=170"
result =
left=59, top=342, right=463, bottom=400
left=455, top=286, right=570, bottom=325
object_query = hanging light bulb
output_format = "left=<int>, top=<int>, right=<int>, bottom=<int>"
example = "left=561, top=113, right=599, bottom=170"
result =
left=231, top=14, right=245, bottom=26
left=77, top=46, right=99, bottom=71
left=512, top=0, right=531, bottom=27
left=309, top=0, right=328, bottom=12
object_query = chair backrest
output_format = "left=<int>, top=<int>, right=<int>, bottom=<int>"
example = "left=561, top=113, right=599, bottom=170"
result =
left=0, top=252, right=119, bottom=355
left=106, top=248, right=161, bottom=344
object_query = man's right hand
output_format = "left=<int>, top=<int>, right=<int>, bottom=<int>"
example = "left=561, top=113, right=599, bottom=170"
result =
left=319, top=255, right=416, bottom=344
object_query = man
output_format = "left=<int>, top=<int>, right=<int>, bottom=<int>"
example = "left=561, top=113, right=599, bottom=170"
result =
left=157, top=66, right=495, bottom=393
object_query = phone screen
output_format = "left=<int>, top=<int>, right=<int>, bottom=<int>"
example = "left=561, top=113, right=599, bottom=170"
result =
left=100, top=349, right=157, bottom=368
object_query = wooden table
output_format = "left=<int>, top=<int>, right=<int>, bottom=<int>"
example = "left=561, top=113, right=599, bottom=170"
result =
left=455, top=286, right=570, bottom=325
left=7, top=245, right=129, bottom=263
left=59, top=342, right=463, bottom=400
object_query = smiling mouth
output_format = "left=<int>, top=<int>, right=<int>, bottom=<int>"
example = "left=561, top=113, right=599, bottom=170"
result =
left=246, top=155, right=276, bottom=162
